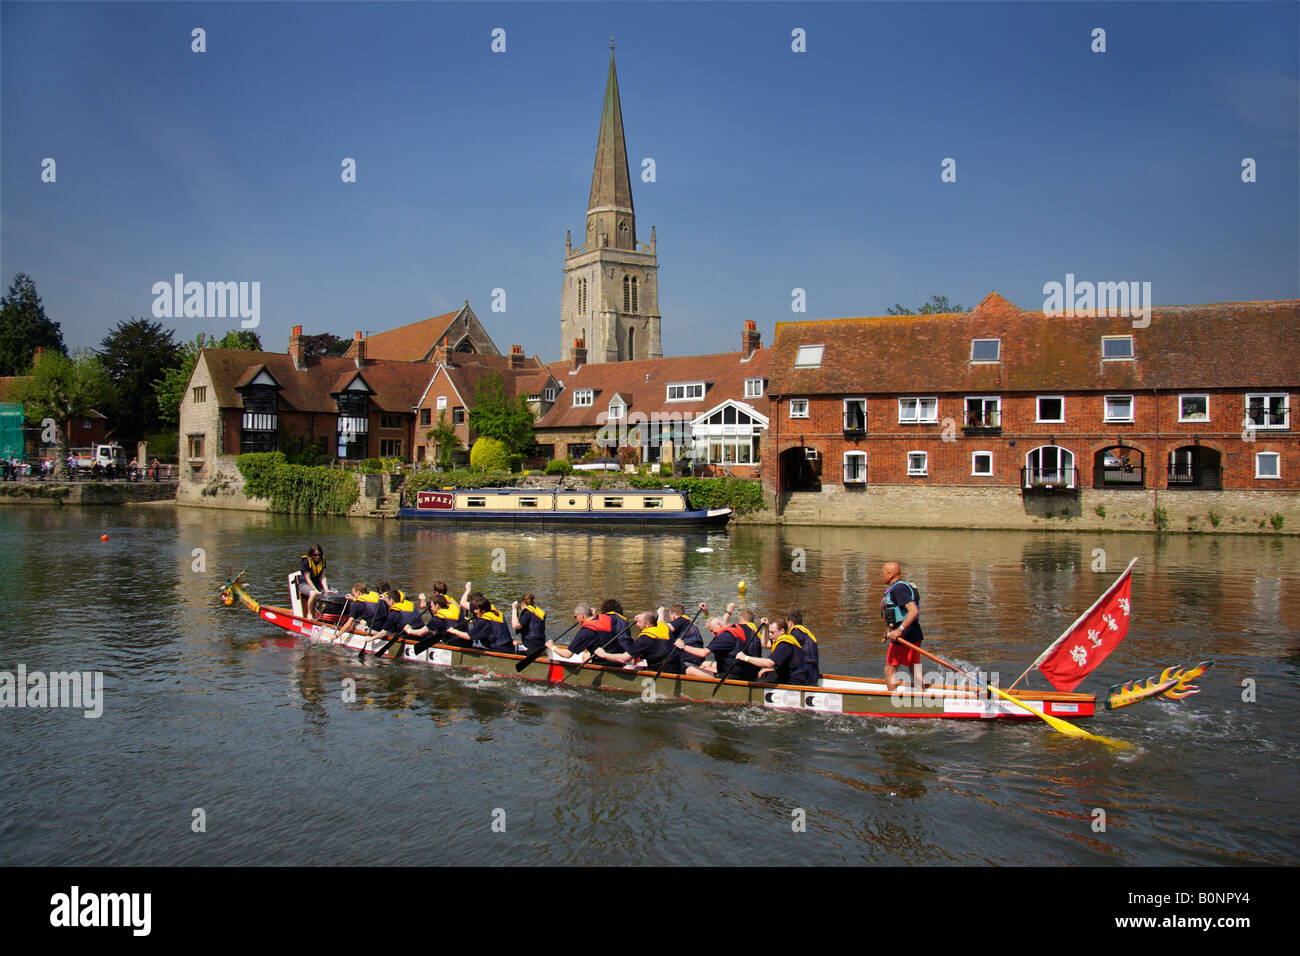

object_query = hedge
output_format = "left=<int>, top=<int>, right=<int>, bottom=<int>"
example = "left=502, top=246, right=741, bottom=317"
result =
left=235, top=453, right=360, bottom=515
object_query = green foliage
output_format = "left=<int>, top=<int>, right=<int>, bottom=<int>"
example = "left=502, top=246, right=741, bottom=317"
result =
left=470, top=436, right=510, bottom=472
left=544, top=458, right=573, bottom=475
left=1094, top=504, right=1106, bottom=518
left=468, top=372, right=534, bottom=453
left=405, top=469, right=518, bottom=491
left=1152, top=505, right=1169, bottom=532
left=1208, top=510, right=1222, bottom=527
left=425, top=411, right=461, bottom=470
left=98, top=318, right=181, bottom=444
left=507, top=453, right=524, bottom=473
left=0, top=273, right=65, bottom=376
left=358, top=458, right=385, bottom=474
left=143, top=430, right=178, bottom=459
left=10, top=350, right=115, bottom=476
left=214, top=329, right=262, bottom=350
left=1271, top=513, right=1285, bottom=531
left=154, top=333, right=208, bottom=426
left=300, top=332, right=351, bottom=359
left=886, top=295, right=966, bottom=316
left=236, top=452, right=359, bottom=515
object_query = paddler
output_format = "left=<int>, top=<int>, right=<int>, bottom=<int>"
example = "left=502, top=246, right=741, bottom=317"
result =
left=667, top=603, right=705, bottom=653
left=676, top=604, right=759, bottom=681
left=880, top=561, right=924, bottom=691
left=547, top=603, right=617, bottom=662
left=446, top=596, right=516, bottom=652
left=512, top=595, right=547, bottom=652
left=787, top=610, right=821, bottom=684
left=737, top=617, right=817, bottom=686
left=368, top=589, right=424, bottom=650
left=339, top=581, right=384, bottom=633
left=598, top=608, right=685, bottom=674
left=299, top=545, right=329, bottom=620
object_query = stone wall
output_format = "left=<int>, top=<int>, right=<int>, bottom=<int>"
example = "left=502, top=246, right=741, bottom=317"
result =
left=753, top=483, right=1300, bottom=534
left=0, top=480, right=178, bottom=506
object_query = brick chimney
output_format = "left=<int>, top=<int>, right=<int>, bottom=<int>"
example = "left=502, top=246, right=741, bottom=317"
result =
left=742, top=320, right=761, bottom=357
left=353, top=331, right=366, bottom=369
left=509, top=344, right=526, bottom=370
left=434, top=336, right=453, bottom=367
left=289, top=325, right=305, bottom=370
left=570, top=337, right=587, bottom=371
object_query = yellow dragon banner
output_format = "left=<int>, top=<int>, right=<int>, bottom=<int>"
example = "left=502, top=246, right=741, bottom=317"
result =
left=1105, top=661, right=1213, bottom=710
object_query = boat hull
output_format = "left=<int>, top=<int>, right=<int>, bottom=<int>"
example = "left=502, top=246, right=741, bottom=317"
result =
left=396, top=507, right=732, bottom=528
left=251, top=594, right=1095, bottom=721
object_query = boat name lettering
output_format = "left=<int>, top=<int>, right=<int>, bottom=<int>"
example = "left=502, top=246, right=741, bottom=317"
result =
left=429, top=648, right=453, bottom=666
left=802, top=692, right=843, bottom=713
left=416, top=491, right=455, bottom=510
left=763, top=689, right=802, bottom=709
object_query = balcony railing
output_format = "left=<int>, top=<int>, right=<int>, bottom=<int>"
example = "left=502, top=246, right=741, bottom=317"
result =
left=1167, top=466, right=1223, bottom=490
left=963, top=410, right=1002, bottom=434
left=1246, top=409, right=1289, bottom=430
left=1021, top=466, right=1077, bottom=490
left=1094, top=464, right=1145, bottom=488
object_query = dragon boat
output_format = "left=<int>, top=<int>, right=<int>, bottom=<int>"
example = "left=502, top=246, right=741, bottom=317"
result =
left=219, top=571, right=1100, bottom=721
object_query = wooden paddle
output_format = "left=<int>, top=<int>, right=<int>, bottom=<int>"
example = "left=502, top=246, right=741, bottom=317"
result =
left=330, top=597, right=352, bottom=643
left=893, top=637, right=1130, bottom=749
left=651, top=605, right=704, bottom=682
left=515, top=618, right=581, bottom=672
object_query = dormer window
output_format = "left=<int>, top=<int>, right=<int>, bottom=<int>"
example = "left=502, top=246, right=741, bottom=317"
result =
left=608, top=401, right=625, bottom=419
left=1102, top=336, right=1134, bottom=360
left=666, top=382, right=705, bottom=402
left=544, top=387, right=557, bottom=402
left=794, top=345, right=824, bottom=368
left=573, top=389, right=594, bottom=407
left=745, top=378, right=764, bottom=398
left=970, top=339, right=1000, bottom=363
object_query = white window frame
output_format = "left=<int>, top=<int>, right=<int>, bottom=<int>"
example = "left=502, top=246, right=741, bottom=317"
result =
left=608, top=402, right=624, bottom=419
left=964, top=395, right=1001, bottom=428
left=1104, top=394, right=1134, bottom=423
left=843, top=398, right=867, bottom=431
left=970, top=339, right=1001, bottom=363
left=1246, top=393, right=1289, bottom=430
left=573, top=389, right=594, bottom=408
left=843, top=451, right=867, bottom=484
left=1255, top=452, right=1280, bottom=479
left=744, top=378, right=764, bottom=398
left=1178, top=393, right=1209, bottom=423
left=666, top=382, right=705, bottom=402
left=544, top=387, right=557, bottom=402
left=898, top=397, right=938, bottom=424
left=789, top=398, right=809, bottom=419
left=972, top=451, right=994, bottom=476
left=436, top=396, right=447, bottom=410
left=1036, top=395, right=1065, bottom=424
left=794, top=345, right=824, bottom=368
left=1102, top=335, right=1135, bottom=360
left=907, top=451, right=928, bottom=476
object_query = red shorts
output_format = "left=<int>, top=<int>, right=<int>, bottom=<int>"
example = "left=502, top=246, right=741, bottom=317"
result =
left=886, top=640, right=920, bottom=668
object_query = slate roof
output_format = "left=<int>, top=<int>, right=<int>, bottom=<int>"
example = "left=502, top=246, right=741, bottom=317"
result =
left=769, top=292, right=1300, bottom=395
left=535, top=348, right=771, bottom=429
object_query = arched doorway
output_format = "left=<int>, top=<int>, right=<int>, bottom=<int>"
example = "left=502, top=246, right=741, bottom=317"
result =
left=1168, top=445, right=1222, bottom=489
left=1093, top=445, right=1145, bottom=488
left=1023, top=445, right=1076, bottom=488
left=779, top=446, right=821, bottom=492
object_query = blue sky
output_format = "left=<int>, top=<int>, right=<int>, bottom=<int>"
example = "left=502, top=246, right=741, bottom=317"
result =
left=3, top=1, right=1297, bottom=360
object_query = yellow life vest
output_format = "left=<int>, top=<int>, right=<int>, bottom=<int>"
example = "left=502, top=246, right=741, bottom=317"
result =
left=523, top=604, right=546, bottom=620
left=435, top=601, right=462, bottom=621
left=639, top=622, right=672, bottom=641
left=483, top=609, right=504, bottom=624
left=302, top=554, right=325, bottom=577
left=772, top=632, right=801, bottom=652
left=791, top=624, right=817, bottom=644
left=391, top=600, right=414, bottom=613
left=358, top=591, right=380, bottom=603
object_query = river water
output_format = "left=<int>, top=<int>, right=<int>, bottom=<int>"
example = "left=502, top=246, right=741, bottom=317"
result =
left=1, top=505, right=1296, bottom=866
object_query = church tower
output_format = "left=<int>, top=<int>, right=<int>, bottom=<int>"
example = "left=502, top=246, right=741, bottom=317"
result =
left=560, top=41, right=663, bottom=364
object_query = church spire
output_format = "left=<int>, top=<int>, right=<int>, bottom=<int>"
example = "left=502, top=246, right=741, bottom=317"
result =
left=587, top=40, right=635, bottom=250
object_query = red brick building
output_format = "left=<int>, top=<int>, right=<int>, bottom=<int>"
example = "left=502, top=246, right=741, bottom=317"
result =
left=765, top=293, right=1299, bottom=503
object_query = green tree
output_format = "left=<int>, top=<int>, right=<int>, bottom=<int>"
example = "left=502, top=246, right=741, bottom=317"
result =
left=214, top=329, right=262, bottom=350
left=97, top=318, right=181, bottom=444
left=10, top=350, right=115, bottom=478
left=886, top=295, right=966, bottom=316
left=0, top=273, right=66, bottom=375
left=425, top=411, right=461, bottom=470
left=469, top=436, right=510, bottom=472
left=468, top=372, right=534, bottom=453
left=154, top=333, right=208, bottom=427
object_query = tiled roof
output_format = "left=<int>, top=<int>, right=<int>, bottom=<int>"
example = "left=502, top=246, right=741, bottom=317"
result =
left=348, top=309, right=463, bottom=363
left=769, top=292, right=1300, bottom=395
left=200, top=350, right=433, bottom=413
left=535, top=349, right=771, bottom=429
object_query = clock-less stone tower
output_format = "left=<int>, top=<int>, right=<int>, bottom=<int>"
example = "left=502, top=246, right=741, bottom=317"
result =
left=560, top=41, right=663, bottom=364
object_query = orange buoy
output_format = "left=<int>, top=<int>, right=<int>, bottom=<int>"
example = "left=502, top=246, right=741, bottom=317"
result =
left=101, top=534, right=109, bottom=542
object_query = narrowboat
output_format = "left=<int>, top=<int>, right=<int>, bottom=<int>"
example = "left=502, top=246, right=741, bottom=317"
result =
left=397, top=487, right=732, bottom=528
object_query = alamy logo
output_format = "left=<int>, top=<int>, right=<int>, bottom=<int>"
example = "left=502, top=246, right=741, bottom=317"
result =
left=50, top=886, right=151, bottom=936
left=151, top=273, right=261, bottom=328
left=1042, top=273, right=1152, bottom=327
left=0, top=665, right=103, bottom=718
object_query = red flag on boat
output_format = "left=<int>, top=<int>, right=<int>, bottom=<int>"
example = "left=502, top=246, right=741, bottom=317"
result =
left=1032, top=558, right=1136, bottom=692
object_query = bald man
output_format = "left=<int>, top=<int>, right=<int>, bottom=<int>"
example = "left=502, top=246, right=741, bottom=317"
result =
left=880, top=562, right=924, bottom=691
